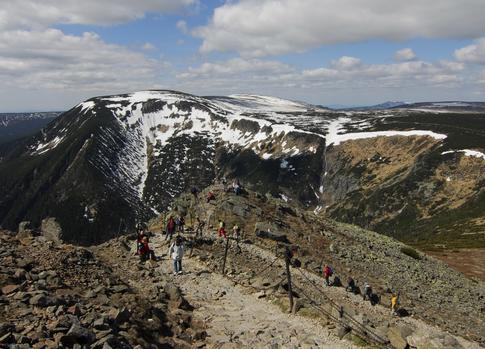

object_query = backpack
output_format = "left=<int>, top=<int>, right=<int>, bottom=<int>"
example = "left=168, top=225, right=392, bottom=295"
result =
left=327, top=266, right=333, bottom=276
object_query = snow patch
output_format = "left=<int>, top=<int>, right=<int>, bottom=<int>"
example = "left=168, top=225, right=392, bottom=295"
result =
left=325, top=118, right=446, bottom=146
left=442, top=149, right=485, bottom=159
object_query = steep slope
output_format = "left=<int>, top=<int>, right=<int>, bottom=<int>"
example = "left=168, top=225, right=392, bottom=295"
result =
left=0, top=91, right=326, bottom=244
left=0, top=90, right=484, bottom=247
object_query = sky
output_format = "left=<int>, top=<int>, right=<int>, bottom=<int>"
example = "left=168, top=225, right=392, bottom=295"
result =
left=1, top=0, right=485, bottom=112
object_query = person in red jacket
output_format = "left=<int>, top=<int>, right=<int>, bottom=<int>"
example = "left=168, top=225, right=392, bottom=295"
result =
left=135, top=229, right=146, bottom=255
left=139, top=236, right=156, bottom=261
left=218, top=220, right=227, bottom=238
left=166, top=216, right=176, bottom=241
left=323, top=265, right=333, bottom=286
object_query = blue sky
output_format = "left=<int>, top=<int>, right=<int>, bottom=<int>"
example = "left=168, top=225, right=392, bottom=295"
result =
left=1, top=0, right=485, bottom=111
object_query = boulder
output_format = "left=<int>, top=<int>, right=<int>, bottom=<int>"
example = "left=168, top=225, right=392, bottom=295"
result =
left=17, top=221, right=33, bottom=238
left=29, top=294, right=60, bottom=307
left=41, top=218, right=63, bottom=244
left=254, top=222, right=289, bottom=243
left=387, top=325, right=413, bottom=349
left=109, top=307, right=131, bottom=325
left=1, top=284, right=20, bottom=295
left=60, top=322, right=95, bottom=346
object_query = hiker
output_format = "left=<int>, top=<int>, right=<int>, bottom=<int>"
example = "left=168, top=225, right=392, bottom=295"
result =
left=218, top=220, right=227, bottom=238
left=195, top=216, right=205, bottom=238
left=391, top=292, right=399, bottom=315
left=135, top=229, right=146, bottom=255
left=139, top=236, right=156, bottom=261
left=166, top=216, right=176, bottom=241
left=232, top=223, right=242, bottom=252
left=323, top=264, right=333, bottom=286
left=363, top=282, right=372, bottom=301
left=169, top=236, right=184, bottom=275
left=207, top=191, right=216, bottom=203
left=178, top=216, right=185, bottom=233
left=232, top=223, right=241, bottom=240
left=190, top=186, right=198, bottom=199
left=346, top=277, right=356, bottom=293
left=232, top=179, right=242, bottom=195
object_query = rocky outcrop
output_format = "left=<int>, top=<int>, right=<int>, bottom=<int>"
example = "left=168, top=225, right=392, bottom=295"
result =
left=40, top=217, right=62, bottom=244
left=0, top=229, right=203, bottom=348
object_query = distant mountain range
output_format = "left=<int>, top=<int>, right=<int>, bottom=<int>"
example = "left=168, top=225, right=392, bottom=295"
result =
left=0, top=112, right=61, bottom=144
left=0, top=91, right=484, bottom=248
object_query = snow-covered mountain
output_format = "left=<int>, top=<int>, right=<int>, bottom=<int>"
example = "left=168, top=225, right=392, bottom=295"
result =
left=1, top=90, right=484, bottom=246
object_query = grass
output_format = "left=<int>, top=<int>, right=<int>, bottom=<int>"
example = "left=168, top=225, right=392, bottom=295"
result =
left=349, top=334, right=369, bottom=347
left=400, top=246, right=421, bottom=260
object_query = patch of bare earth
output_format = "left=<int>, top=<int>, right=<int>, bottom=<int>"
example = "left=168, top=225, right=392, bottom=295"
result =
left=428, top=248, right=485, bottom=281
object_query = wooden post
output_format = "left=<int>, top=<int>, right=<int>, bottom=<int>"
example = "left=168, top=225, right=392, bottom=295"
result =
left=221, top=236, right=230, bottom=274
left=285, top=246, right=294, bottom=312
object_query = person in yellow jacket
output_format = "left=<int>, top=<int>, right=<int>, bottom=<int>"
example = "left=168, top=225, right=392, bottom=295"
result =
left=391, top=293, right=399, bottom=315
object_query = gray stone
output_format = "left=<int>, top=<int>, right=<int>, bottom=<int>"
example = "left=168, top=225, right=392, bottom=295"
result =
left=254, top=222, right=289, bottom=243
left=387, top=325, right=413, bottom=349
left=17, top=222, right=33, bottom=238
left=60, top=322, right=95, bottom=346
left=40, top=218, right=63, bottom=244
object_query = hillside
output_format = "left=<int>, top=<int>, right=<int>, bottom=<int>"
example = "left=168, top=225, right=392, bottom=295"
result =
left=152, top=185, right=485, bottom=346
left=1, top=185, right=484, bottom=348
left=0, top=90, right=483, bottom=249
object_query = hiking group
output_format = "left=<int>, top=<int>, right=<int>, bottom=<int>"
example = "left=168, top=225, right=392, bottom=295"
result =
left=322, top=263, right=401, bottom=315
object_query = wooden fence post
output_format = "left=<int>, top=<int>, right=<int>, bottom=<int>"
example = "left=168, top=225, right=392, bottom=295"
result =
left=222, top=236, right=230, bottom=274
left=285, top=246, right=294, bottom=312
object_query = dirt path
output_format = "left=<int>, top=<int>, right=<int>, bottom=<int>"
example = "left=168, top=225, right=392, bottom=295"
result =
left=149, top=236, right=358, bottom=349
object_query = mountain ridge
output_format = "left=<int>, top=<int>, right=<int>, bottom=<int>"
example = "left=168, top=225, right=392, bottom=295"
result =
left=0, top=90, right=484, bottom=249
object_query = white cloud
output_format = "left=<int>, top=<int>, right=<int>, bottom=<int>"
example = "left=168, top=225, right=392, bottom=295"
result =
left=176, top=20, right=189, bottom=34
left=0, top=0, right=196, bottom=30
left=177, top=56, right=467, bottom=99
left=0, top=29, right=167, bottom=91
left=455, top=37, right=485, bottom=64
left=178, top=58, right=293, bottom=79
left=331, top=56, right=361, bottom=70
left=395, top=48, right=417, bottom=61
left=142, top=42, right=156, bottom=51
left=195, top=0, right=485, bottom=56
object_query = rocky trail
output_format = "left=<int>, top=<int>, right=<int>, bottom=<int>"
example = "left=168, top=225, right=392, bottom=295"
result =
left=101, top=229, right=482, bottom=349
left=99, top=232, right=359, bottom=349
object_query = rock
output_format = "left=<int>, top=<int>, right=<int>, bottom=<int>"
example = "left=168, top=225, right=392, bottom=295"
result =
left=29, top=294, right=60, bottom=307
left=0, top=323, right=15, bottom=337
left=109, top=307, right=131, bottom=325
left=337, top=325, right=351, bottom=339
left=40, top=218, right=63, bottom=244
left=60, top=322, right=95, bottom=346
left=93, top=318, right=109, bottom=331
left=1, top=284, right=20, bottom=295
left=254, top=222, right=289, bottom=243
left=67, top=304, right=81, bottom=316
left=17, top=258, right=34, bottom=270
left=17, top=221, right=33, bottom=238
left=291, top=298, right=304, bottom=314
left=0, top=332, right=15, bottom=344
left=387, top=325, right=413, bottom=349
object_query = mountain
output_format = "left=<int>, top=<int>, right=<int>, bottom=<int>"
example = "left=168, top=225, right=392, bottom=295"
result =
left=0, top=90, right=484, bottom=248
left=0, top=112, right=61, bottom=145
left=345, top=101, right=408, bottom=110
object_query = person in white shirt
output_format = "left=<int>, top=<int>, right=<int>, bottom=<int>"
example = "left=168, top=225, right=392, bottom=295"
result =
left=169, top=236, right=185, bottom=275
